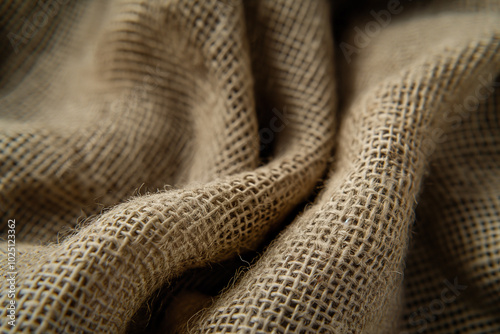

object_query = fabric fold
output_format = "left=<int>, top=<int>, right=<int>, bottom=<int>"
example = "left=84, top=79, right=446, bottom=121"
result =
left=1, top=0, right=499, bottom=333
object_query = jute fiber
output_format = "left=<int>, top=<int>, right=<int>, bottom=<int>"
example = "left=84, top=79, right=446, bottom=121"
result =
left=0, top=0, right=499, bottom=333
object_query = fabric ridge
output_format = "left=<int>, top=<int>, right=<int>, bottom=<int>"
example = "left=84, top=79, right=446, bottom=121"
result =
left=0, top=0, right=499, bottom=333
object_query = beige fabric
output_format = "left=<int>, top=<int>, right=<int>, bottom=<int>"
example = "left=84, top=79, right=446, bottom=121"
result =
left=0, top=0, right=499, bottom=333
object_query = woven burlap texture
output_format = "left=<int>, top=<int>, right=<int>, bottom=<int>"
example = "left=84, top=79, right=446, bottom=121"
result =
left=1, top=0, right=499, bottom=333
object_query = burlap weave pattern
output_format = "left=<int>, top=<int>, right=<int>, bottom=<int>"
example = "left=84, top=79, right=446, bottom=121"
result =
left=1, top=0, right=499, bottom=333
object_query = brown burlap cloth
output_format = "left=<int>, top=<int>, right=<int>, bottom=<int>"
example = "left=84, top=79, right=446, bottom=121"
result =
left=1, top=0, right=500, bottom=333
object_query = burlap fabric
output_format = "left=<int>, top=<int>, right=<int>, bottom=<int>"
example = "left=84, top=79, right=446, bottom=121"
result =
left=0, top=0, right=499, bottom=333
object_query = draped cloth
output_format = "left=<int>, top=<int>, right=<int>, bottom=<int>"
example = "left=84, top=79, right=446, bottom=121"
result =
left=1, top=0, right=499, bottom=333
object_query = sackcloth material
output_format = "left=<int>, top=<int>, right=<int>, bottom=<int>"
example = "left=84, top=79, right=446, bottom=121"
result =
left=1, top=0, right=500, bottom=333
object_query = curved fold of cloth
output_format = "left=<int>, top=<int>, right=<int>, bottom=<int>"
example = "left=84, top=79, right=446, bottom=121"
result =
left=1, top=0, right=500, bottom=333
left=1, top=0, right=335, bottom=332
left=188, top=5, right=500, bottom=333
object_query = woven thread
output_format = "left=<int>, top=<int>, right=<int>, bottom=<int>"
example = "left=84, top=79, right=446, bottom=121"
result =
left=1, top=0, right=499, bottom=333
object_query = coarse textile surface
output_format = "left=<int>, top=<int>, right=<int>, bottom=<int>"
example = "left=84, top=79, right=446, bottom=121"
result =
left=1, top=0, right=500, bottom=333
